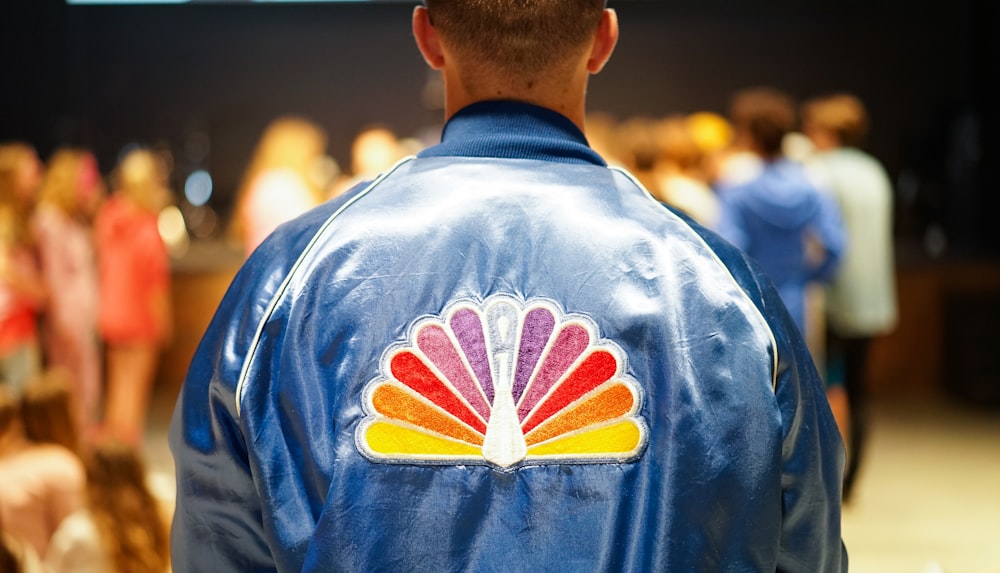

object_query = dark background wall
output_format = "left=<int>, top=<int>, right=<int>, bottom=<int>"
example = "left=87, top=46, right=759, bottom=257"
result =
left=3, top=0, right=997, bottom=258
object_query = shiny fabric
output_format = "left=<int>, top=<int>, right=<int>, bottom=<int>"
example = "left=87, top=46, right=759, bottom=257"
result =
left=170, top=102, right=846, bottom=572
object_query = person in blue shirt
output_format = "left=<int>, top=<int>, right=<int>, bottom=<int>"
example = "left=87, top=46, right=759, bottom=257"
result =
left=170, top=3, right=847, bottom=572
left=715, top=87, right=846, bottom=337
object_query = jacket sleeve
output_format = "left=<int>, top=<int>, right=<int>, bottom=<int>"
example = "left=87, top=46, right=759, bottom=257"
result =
left=758, top=264, right=848, bottom=572
left=681, top=210, right=848, bottom=572
left=168, top=194, right=358, bottom=572
left=167, top=257, right=281, bottom=572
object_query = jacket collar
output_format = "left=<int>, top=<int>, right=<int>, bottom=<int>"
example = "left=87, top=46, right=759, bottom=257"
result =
left=418, top=100, right=607, bottom=167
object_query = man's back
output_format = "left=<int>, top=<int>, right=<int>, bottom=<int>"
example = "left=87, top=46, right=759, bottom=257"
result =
left=171, top=103, right=845, bottom=572
left=172, top=5, right=846, bottom=570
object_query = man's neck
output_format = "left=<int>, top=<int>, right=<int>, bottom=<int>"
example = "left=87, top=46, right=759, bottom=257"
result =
left=441, top=67, right=590, bottom=133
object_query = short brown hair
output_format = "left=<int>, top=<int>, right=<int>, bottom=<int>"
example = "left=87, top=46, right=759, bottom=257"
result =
left=802, top=93, right=869, bottom=147
left=729, top=87, right=796, bottom=158
left=425, top=0, right=605, bottom=82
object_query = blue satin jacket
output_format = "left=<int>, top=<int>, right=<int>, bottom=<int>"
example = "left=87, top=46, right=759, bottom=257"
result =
left=170, top=101, right=847, bottom=572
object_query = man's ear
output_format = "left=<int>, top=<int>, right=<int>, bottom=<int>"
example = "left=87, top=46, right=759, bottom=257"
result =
left=587, top=9, right=619, bottom=74
left=413, top=6, right=446, bottom=70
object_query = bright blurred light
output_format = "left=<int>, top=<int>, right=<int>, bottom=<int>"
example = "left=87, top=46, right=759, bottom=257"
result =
left=184, top=169, right=213, bottom=207
left=158, top=205, right=190, bottom=257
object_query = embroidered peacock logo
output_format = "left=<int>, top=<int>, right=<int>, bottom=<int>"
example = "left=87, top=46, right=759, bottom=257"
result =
left=356, top=295, right=648, bottom=469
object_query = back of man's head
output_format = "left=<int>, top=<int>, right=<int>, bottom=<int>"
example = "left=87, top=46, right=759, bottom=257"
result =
left=424, top=0, right=606, bottom=86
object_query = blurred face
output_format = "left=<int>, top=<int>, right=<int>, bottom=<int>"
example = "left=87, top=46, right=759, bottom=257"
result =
left=76, top=155, right=104, bottom=218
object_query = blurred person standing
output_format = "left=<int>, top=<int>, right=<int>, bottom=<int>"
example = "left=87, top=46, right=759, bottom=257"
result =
left=803, top=93, right=898, bottom=501
left=171, top=3, right=847, bottom=571
left=229, top=116, right=328, bottom=257
left=95, top=148, right=172, bottom=446
left=0, top=143, right=46, bottom=398
left=654, top=115, right=720, bottom=226
left=715, top=87, right=846, bottom=338
left=45, top=440, right=170, bottom=573
left=32, top=149, right=104, bottom=432
left=0, top=383, right=85, bottom=558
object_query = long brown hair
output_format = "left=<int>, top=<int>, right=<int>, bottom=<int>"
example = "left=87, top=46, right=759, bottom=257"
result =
left=20, top=368, right=80, bottom=457
left=84, top=441, right=170, bottom=573
left=0, top=510, right=23, bottom=573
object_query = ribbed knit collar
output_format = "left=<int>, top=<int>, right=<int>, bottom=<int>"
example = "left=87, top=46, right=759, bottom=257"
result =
left=418, top=100, right=607, bottom=167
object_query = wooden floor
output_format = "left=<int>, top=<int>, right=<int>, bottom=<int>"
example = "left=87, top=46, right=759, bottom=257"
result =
left=841, top=395, right=1000, bottom=573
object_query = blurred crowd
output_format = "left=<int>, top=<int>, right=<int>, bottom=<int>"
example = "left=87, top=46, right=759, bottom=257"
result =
left=0, top=85, right=897, bottom=572
left=1, top=143, right=173, bottom=572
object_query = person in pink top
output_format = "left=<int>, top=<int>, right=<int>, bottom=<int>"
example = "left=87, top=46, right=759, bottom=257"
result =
left=95, top=148, right=172, bottom=446
left=0, top=142, right=47, bottom=398
left=33, top=149, right=105, bottom=432
left=0, top=384, right=85, bottom=558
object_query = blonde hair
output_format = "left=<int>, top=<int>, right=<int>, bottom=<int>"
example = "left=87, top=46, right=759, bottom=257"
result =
left=685, top=112, right=733, bottom=155
left=20, top=368, right=80, bottom=456
left=350, top=125, right=400, bottom=178
left=113, top=148, right=170, bottom=213
left=230, top=116, right=327, bottom=242
left=38, top=148, right=102, bottom=216
left=0, top=142, right=40, bottom=247
left=85, top=441, right=170, bottom=573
